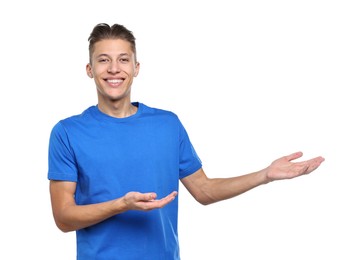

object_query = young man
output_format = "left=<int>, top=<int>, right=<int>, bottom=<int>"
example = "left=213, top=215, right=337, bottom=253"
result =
left=48, top=23, right=325, bottom=260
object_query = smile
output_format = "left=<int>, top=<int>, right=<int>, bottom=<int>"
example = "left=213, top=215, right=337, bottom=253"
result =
left=107, top=79, right=123, bottom=84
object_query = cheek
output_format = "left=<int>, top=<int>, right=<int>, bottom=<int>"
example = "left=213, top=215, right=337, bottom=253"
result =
left=92, top=63, right=107, bottom=73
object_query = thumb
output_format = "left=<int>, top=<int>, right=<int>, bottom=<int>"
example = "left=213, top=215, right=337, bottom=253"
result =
left=141, top=192, right=157, bottom=201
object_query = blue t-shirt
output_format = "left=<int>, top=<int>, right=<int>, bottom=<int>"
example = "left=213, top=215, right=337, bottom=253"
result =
left=48, top=102, right=202, bottom=260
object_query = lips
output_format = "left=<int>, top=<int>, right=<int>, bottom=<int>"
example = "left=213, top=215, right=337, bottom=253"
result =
left=107, top=79, right=123, bottom=83
left=106, top=78, right=124, bottom=87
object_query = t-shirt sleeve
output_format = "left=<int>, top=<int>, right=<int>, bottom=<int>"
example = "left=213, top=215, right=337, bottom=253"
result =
left=178, top=121, right=202, bottom=179
left=47, top=121, right=78, bottom=182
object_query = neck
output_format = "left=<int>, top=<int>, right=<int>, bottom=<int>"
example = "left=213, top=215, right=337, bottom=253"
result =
left=97, top=101, right=137, bottom=118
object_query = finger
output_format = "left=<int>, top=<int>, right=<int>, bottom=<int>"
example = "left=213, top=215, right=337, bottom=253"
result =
left=168, top=192, right=178, bottom=201
left=144, top=194, right=177, bottom=210
left=168, top=191, right=178, bottom=198
left=138, top=192, right=157, bottom=201
left=305, top=157, right=325, bottom=172
left=312, top=156, right=325, bottom=164
left=285, top=151, right=303, bottom=162
left=157, top=192, right=177, bottom=202
left=297, top=156, right=325, bottom=175
left=302, top=156, right=325, bottom=168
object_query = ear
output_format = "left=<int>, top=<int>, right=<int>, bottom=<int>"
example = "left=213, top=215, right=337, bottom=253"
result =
left=86, top=63, right=93, bottom=78
left=134, top=62, right=140, bottom=77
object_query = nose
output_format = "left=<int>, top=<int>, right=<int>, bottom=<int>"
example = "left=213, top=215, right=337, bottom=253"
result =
left=107, top=61, right=121, bottom=73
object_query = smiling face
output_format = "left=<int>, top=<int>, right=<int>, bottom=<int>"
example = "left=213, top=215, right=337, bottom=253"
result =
left=86, top=39, right=140, bottom=107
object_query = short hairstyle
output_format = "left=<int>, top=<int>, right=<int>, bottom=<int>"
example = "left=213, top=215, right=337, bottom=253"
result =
left=88, top=23, right=137, bottom=63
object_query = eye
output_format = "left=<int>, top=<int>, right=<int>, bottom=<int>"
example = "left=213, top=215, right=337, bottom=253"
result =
left=98, top=58, right=109, bottom=63
left=120, top=58, right=129, bottom=63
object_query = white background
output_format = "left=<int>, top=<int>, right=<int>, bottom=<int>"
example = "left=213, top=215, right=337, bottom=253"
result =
left=1, top=0, right=352, bottom=259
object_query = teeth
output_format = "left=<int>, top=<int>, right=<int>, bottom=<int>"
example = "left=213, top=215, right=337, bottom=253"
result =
left=107, top=79, right=123, bottom=83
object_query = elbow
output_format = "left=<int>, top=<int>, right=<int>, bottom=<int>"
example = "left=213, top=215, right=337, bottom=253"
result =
left=54, top=218, right=77, bottom=233
left=56, top=222, right=75, bottom=233
left=191, top=186, right=218, bottom=206
left=57, top=224, right=76, bottom=233
left=199, top=200, right=213, bottom=206
left=194, top=193, right=217, bottom=206
left=59, top=227, right=74, bottom=233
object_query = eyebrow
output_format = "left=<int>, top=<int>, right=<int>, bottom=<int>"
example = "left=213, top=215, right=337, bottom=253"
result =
left=96, top=53, right=130, bottom=58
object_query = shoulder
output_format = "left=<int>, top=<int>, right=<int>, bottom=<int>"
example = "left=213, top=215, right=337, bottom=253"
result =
left=51, top=106, right=96, bottom=131
left=139, top=103, right=179, bottom=120
left=138, top=103, right=186, bottom=132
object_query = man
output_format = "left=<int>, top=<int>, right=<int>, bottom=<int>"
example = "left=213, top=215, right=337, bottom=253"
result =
left=48, top=23, right=325, bottom=260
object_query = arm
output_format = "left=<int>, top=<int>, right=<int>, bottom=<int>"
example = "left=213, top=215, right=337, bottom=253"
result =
left=49, top=180, right=177, bottom=232
left=181, top=151, right=324, bottom=205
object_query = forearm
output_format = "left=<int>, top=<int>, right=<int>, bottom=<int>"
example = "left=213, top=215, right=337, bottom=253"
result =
left=197, top=169, right=269, bottom=205
left=183, top=152, right=325, bottom=206
left=54, top=197, right=128, bottom=232
left=52, top=190, right=178, bottom=232
left=212, top=170, right=267, bottom=202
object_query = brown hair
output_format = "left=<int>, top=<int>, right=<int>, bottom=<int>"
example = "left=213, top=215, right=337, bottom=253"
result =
left=88, top=23, right=137, bottom=64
